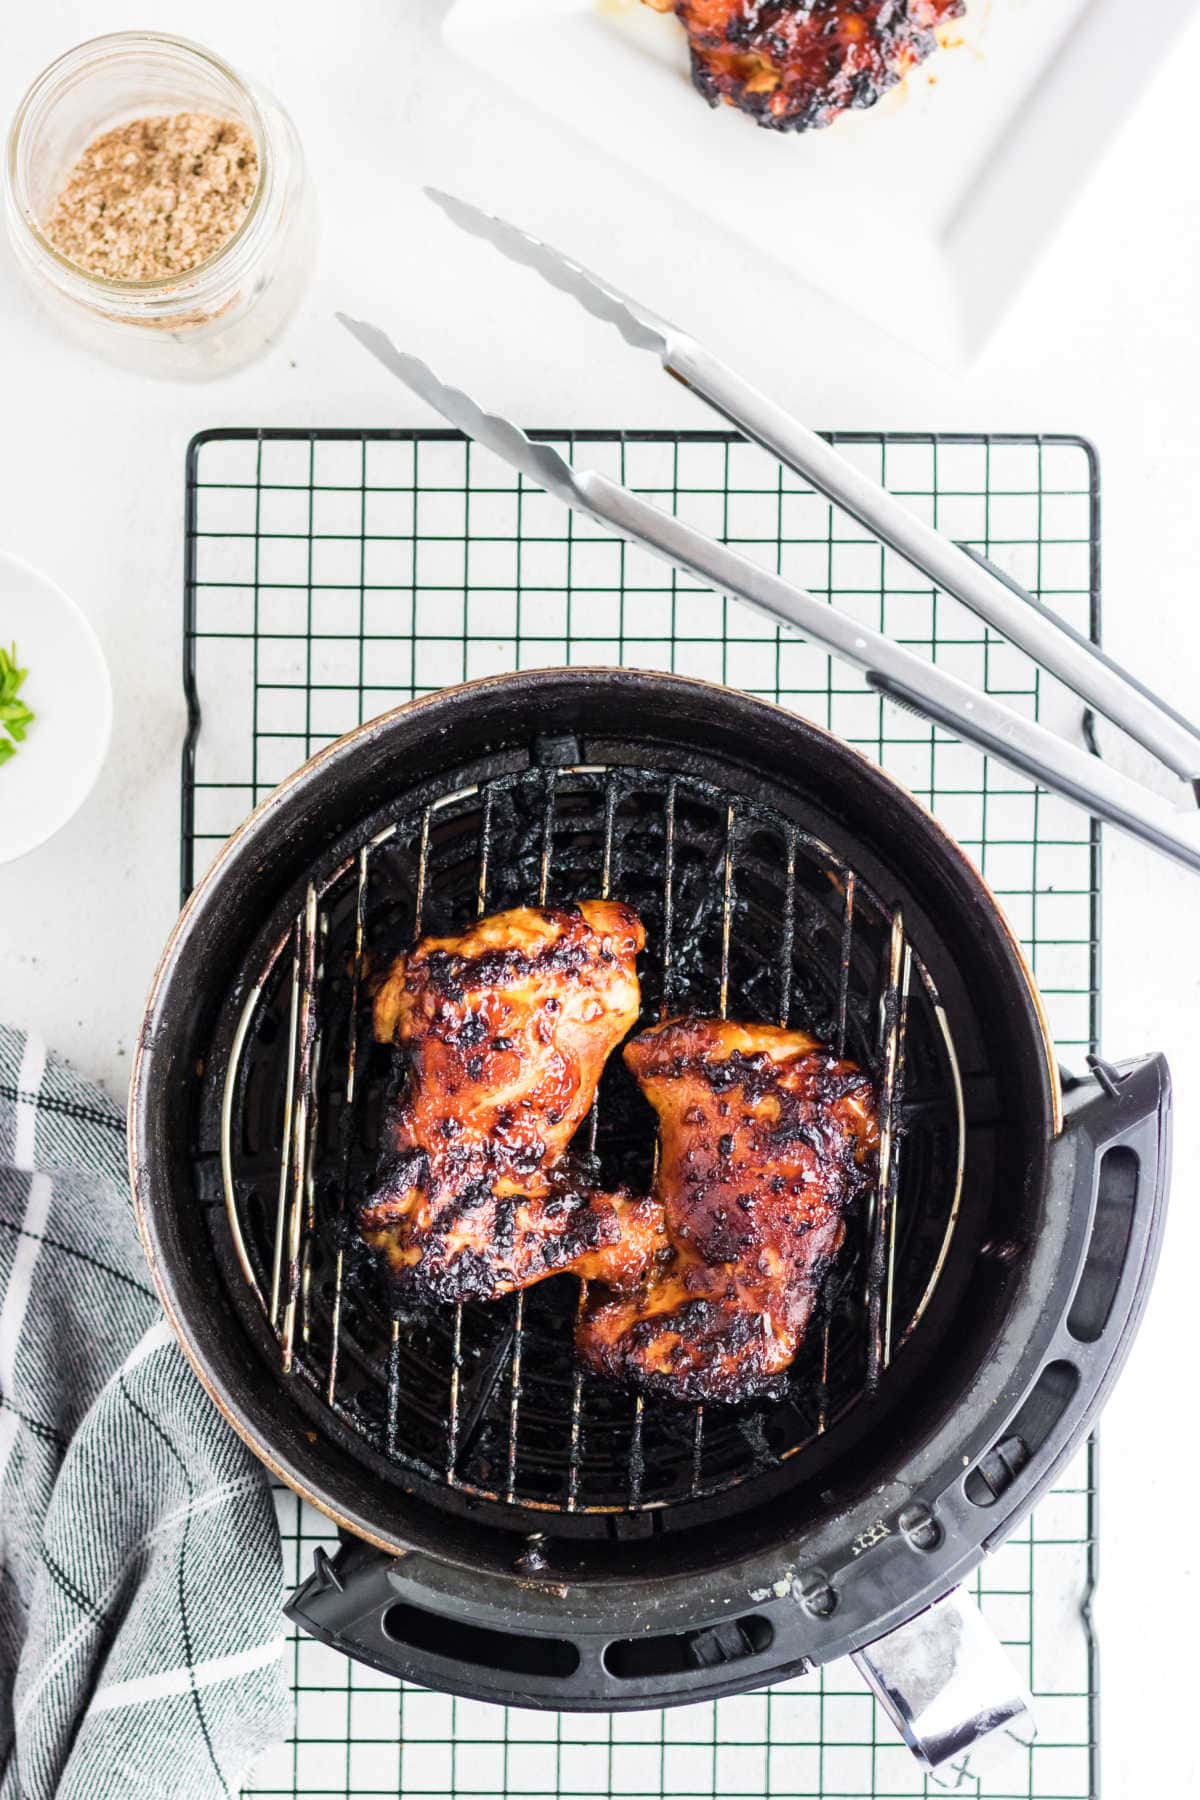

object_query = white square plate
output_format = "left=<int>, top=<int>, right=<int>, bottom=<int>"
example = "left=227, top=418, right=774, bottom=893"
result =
left=444, top=0, right=1198, bottom=366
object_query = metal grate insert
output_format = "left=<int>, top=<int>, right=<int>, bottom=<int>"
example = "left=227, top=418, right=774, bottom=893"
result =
left=218, top=762, right=961, bottom=1518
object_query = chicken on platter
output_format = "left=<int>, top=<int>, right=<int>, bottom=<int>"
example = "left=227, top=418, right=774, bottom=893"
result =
left=643, top=0, right=965, bottom=133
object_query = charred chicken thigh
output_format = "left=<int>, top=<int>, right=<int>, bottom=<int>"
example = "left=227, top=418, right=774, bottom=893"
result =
left=362, top=902, right=666, bottom=1303
left=577, top=1018, right=878, bottom=1403
left=654, top=0, right=965, bottom=133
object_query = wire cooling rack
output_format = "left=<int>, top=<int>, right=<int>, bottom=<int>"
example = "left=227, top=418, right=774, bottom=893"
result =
left=183, top=428, right=1102, bottom=1800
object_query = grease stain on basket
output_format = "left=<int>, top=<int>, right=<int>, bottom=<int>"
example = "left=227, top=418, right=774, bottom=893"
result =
left=748, top=1570, right=802, bottom=1604
left=851, top=1517, right=891, bottom=1556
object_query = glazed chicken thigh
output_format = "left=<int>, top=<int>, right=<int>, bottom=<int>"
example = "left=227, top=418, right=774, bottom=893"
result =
left=362, top=902, right=666, bottom=1303
left=658, top=0, right=965, bottom=133
left=577, top=1018, right=878, bottom=1403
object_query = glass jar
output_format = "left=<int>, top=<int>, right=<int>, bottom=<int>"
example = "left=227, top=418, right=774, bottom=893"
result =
left=3, top=32, right=315, bottom=378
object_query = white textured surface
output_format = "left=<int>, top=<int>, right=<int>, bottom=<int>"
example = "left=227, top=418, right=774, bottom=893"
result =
left=0, top=3, right=1197, bottom=1794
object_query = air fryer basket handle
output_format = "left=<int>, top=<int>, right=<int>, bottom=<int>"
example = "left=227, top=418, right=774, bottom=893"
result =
left=851, top=1589, right=1034, bottom=1770
left=846, top=1051, right=1171, bottom=1771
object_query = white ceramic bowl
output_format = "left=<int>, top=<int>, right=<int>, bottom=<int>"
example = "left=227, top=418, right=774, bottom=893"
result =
left=0, top=549, right=111, bottom=864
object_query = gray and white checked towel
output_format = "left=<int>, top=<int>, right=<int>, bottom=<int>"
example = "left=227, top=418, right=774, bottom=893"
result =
left=0, top=1026, right=291, bottom=1799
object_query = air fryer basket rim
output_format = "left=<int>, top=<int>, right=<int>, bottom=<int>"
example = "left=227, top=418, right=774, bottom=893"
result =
left=141, top=663, right=1060, bottom=1118
left=130, top=667, right=1070, bottom=1609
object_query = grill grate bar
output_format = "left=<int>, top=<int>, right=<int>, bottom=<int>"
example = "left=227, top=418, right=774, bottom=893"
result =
left=567, top=770, right=618, bottom=1511
left=381, top=803, right=437, bottom=1450
left=866, top=911, right=913, bottom=1389
left=505, top=1290, right=526, bottom=1504
left=417, top=785, right=487, bottom=1473
left=405, top=800, right=464, bottom=1481
left=457, top=784, right=532, bottom=1477
left=661, top=779, right=677, bottom=1015
left=816, top=867, right=859, bottom=1421
left=446, top=1303, right=463, bottom=1480
left=299, top=1011, right=324, bottom=1349
left=281, top=886, right=319, bottom=1374
left=628, top=1395, right=645, bottom=1508
left=413, top=806, right=431, bottom=936
left=690, top=801, right=741, bottom=1492
left=385, top=1315, right=402, bottom=1458
left=477, top=783, right=495, bottom=916
left=501, top=770, right=560, bottom=1497
left=538, top=769, right=556, bottom=906
left=629, top=777, right=679, bottom=1506
left=566, top=1282, right=589, bottom=1511
left=268, top=921, right=302, bottom=1329
left=836, top=872, right=856, bottom=1060
left=600, top=771, right=617, bottom=899
left=817, top=1316, right=832, bottom=1437
left=882, top=934, right=913, bottom=1370
left=326, top=846, right=369, bottom=1404
left=717, top=802, right=735, bottom=1019
left=690, top=1409, right=706, bottom=1494
left=778, top=826, right=797, bottom=1029
left=301, top=912, right=330, bottom=1352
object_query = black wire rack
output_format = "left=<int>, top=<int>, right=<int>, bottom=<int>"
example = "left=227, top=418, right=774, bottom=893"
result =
left=183, top=427, right=1101, bottom=1800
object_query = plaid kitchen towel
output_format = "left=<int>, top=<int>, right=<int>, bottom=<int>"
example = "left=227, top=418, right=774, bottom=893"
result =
left=0, top=1026, right=291, bottom=1799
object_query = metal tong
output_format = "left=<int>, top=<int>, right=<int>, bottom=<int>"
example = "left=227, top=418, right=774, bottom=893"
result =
left=338, top=191, right=1200, bottom=877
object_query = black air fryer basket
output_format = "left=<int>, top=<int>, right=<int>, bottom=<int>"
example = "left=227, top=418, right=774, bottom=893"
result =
left=131, top=670, right=1170, bottom=1768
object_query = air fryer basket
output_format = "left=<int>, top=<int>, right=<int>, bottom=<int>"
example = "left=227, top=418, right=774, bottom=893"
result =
left=131, top=669, right=1169, bottom=1731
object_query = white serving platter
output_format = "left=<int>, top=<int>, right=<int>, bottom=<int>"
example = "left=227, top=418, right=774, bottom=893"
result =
left=443, top=0, right=1200, bottom=366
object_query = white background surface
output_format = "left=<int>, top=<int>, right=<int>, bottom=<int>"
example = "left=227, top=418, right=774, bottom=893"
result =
left=0, top=3, right=1197, bottom=1794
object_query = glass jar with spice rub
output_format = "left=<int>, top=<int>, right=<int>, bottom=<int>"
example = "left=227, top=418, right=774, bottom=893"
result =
left=4, top=32, right=314, bottom=377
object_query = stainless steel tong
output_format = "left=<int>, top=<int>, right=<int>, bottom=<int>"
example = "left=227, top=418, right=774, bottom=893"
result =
left=338, top=191, right=1200, bottom=877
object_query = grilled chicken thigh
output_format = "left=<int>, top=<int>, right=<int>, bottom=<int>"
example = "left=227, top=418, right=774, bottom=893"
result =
left=577, top=1018, right=878, bottom=1403
left=657, top=0, right=965, bottom=133
left=363, top=902, right=667, bottom=1302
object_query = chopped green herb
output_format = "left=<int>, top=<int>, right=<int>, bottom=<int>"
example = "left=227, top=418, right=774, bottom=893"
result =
left=0, top=642, right=34, bottom=764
